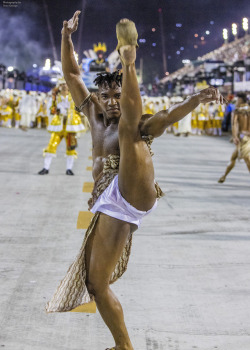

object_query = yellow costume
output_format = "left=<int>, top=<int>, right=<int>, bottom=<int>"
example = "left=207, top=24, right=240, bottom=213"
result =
left=143, top=99, right=155, bottom=115
left=197, top=104, right=206, bottom=135
left=39, top=90, right=85, bottom=175
left=13, top=95, right=21, bottom=128
left=213, top=104, right=224, bottom=136
left=204, top=104, right=212, bottom=134
left=0, top=105, right=13, bottom=128
left=36, top=96, right=48, bottom=128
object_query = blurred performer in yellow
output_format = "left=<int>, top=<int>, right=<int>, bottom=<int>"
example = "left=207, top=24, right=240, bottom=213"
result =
left=143, top=97, right=155, bottom=114
left=0, top=96, right=13, bottom=128
left=191, top=108, right=198, bottom=135
left=218, top=93, right=250, bottom=183
left=38, top=79, right=85, bottom=175
left=197, top=104, right=206, bottom=135
left=204, top=103, right=212, bottom=135
left=36, top=93, right=48, bottom=129
left=213, top=103, right=224, bottom=136
left=13, top=91, right=22, bottom=129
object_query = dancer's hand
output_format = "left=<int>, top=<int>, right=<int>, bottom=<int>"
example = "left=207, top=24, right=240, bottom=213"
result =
left=198, top=87, right=227, bottom=104
left=233, top=137, right=239, bottom=145
left=62, top=10, right=81, bottom=36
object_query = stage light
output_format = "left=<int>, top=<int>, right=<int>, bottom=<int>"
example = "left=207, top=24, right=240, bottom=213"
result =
left=206, top=30, right=210, bottom=35
left=152, top=43, right=156, bottom=47
left=201, top=36, right=205, bottom=41
left=7, top=66, right=14, bottom=72
left=232, top=23, right=237, bottom=37
left=194, top=33, right=198, bottom=37
left=182, top=59, right=190, bottom=64
left=210, top=21, right=214, bottom=25
left=139, top=39, right=146, bottom=43
left=176, top=23, right=182, bottom=28
left=152, top=28, right=156, bottom=32
left=44, top=59, right=51, bottom=71
left=242, top=18, right=248, bottom=32
left=223, top=28, right=228, bottom=42
left=165, top=72, right=169, bottom=76
left=180, top=47, right=184, bottom=50
left=176, top=51, right=180, bottom=55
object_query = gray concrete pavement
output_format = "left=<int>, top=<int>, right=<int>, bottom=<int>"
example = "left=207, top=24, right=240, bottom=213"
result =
left=0, top=127, right=249, bottom=350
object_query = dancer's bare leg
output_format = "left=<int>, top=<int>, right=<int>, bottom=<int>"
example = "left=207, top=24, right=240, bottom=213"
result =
left=85, top=214, right=134, bottom=350
left=218, top=148, right=238, bottom=183
left=243, top=156, right=250, bottom=172
left=118, top=21, right=156, bottom=211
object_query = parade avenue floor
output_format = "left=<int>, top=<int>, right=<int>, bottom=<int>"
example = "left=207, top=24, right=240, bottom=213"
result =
left=0, top=127, right=250, bottom=350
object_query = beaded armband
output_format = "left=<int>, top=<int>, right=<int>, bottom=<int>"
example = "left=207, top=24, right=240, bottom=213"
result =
left=75, top=93, right=92, bottom=112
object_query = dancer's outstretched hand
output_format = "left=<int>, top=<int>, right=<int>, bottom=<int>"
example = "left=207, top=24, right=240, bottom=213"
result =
left=198, top=86, right=227, bottom=104
left=62, top=10, right=81, bottom=36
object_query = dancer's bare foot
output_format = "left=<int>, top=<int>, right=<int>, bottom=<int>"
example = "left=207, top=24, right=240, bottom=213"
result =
left=116, top=18, right=138, bottom=65
left=218, top=176, right=226, bottom=183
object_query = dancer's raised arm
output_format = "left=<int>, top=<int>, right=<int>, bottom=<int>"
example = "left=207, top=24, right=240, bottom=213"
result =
left=61, top=11, right=90, bottom=109
left=140, top=87, right=226, bottom=137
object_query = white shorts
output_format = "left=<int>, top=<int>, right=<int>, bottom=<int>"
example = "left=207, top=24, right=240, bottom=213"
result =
left=90, top=175, right=157, bottom=227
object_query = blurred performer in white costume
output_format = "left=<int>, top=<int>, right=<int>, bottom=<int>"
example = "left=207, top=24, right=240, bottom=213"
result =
left=19, top=91, right=37, bottom=128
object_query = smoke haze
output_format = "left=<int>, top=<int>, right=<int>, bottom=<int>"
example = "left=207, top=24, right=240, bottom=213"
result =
left=0, top=3, right=51, bottom=71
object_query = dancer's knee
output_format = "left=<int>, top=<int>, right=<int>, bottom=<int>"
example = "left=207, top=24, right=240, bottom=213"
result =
left=86, top=278, right=109, bottom=298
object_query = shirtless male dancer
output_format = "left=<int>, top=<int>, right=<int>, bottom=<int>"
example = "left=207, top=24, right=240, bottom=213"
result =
left=218, top=93, right=250, bottom=183
left=46, top=11, right=225, bottom=350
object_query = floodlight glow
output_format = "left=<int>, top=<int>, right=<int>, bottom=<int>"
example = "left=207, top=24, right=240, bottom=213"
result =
left=7, top=66, right=14, bottom=72
left=44, top=58, right=51, bottom=71
left=223, top=28, right=228, bottom=40
left=232, top=23, right=237, bottom=36
left=242, top=18, right=248, bottom=31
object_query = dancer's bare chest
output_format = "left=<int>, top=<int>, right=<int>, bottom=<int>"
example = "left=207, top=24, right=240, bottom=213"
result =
left=91, top=125, right=120, bottom=180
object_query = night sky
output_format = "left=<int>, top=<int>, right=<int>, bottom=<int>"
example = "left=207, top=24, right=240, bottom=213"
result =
left=1, top=0, right=250, bottom=82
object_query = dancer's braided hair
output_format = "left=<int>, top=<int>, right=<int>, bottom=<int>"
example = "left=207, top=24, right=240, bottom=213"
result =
left=93, top=70, right=122, bottom=88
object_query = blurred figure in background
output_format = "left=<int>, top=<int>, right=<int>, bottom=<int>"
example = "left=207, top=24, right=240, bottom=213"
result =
left=19, top=90, right=37, bottom=128
left=218, top=93, right=250, bottom=183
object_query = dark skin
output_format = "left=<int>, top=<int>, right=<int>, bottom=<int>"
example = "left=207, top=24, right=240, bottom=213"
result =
left=219, top=99, right=250, bottom=183
left=62, top=12, right=225, bottom=350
